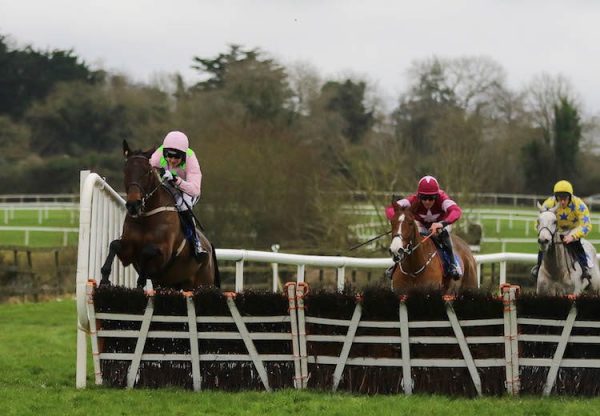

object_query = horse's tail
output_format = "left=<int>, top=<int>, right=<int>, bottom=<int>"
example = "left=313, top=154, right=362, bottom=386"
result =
left=211, top=242, right=221, bottom=288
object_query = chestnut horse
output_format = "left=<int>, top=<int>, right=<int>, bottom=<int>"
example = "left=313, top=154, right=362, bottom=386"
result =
left=99, top=140, right=220, bottom=290
left=388, top=207, right=477, bottom=294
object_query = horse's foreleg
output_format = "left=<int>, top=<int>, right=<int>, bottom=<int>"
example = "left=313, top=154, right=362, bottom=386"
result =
left=100, top=239, right=122, bottom=286
left=137, top=244, right=163, bottom=288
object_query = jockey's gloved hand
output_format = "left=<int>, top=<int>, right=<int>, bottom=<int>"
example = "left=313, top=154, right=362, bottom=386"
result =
left=162, top=170, right=177, bottom=182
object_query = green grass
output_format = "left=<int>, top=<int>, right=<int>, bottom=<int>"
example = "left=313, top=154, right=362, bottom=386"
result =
left=0, top=208, right=78, bottom=227
left=2, top=299, right=600, bottom=415
left=2, top=203, right=600, bottom=253
left=0, top=208, right=78, bottom=247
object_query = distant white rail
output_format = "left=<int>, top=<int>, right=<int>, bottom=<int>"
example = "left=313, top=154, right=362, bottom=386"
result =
left=0, top=226, right=78, bottom=246
left=1, top=205, right=79, bottom=225
left=0, top=193, right=78, bottom=203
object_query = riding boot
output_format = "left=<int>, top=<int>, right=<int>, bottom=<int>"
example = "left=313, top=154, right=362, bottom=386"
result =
left=572, top=239, right=591, bottom=280
left=180, top=210, right=208, bottom=262
left=438, top=230, right=462, bottom=280
left=531, top=251, right=543, bottom=279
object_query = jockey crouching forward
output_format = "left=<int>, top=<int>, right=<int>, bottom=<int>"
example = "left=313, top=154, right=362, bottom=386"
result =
left=149, top=130, right=208, bottom=262
left=385, top=175, right=463, bottom=280
left=531, top=180, right=592, bottom=280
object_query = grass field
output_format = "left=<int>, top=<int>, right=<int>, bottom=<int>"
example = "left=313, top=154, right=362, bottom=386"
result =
left=0, top=208, right=78, bottom=248
left=2, top=299, right=600, bottom=415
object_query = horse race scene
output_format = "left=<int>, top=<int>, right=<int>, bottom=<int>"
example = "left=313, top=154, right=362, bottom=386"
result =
left=5, top=2, right=600, bottom=415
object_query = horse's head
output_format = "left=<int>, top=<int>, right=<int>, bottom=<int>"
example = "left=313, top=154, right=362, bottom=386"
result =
left=536, top=203, right=558, bottom=252
left=123, top=140, right=158, bottom=217
left=389, top=208, right=418, bottom=261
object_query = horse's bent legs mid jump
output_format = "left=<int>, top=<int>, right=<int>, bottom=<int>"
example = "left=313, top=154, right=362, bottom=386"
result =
left=100, top=239, right=122, bottom=286
left=100, top=239, right=148, bottom=288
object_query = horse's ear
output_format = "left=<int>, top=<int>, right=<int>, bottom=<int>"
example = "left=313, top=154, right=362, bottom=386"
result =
left=123, top=139, right=131, bottom=158
left=548, top=205, right=558, bottom=213
left=391, top=194, right=402, bottom=204
left=143, top=146, right=157, bottom=159
left=537, top=201, right=544, bottom=212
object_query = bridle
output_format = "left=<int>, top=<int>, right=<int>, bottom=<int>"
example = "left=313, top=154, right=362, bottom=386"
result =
left=395, top=214, right=438, bottom=277
left=537, top=213, right=561, bottom=249
left=125, top=155, right=169, bottom=217
left=537, top=216, right=574, bottom=274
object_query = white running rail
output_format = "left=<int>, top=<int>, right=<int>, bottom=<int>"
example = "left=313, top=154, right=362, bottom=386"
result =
left=75, top=170, right=540, bottom=387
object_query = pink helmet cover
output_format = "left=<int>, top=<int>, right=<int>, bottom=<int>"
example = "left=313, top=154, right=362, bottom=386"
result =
left=163, top=131, right=189, bottom=152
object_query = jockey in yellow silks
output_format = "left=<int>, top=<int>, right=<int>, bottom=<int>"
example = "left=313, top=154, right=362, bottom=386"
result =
left=531, top=180, right=592, bottom=279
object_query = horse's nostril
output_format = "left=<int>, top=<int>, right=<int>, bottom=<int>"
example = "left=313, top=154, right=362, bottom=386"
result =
left=126, top=200, right=141, bottom=215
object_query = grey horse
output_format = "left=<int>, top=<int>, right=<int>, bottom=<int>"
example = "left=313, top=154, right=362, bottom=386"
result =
left=536, top=203, right=600, bottom=295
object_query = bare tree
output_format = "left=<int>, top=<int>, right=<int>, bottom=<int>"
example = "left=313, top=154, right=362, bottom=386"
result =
left=525, top=73, right=579, bottom=144
left=286, top=60, right=322, bottom=116
left=405, top=55, right=509, bottom=116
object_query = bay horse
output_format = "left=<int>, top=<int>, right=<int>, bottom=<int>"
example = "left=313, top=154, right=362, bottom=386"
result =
left=536, top=204, right=600, bottom=295
left=388, top=207, right=477, bottom=294
left=99, top=140, right=220, bottom=290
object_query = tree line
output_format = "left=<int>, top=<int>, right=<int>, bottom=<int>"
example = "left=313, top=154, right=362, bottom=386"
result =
left=1, top=34, right=598, bottom=252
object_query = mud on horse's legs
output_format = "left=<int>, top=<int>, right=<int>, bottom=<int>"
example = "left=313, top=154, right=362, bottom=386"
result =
left=100, top=239, right=122, bottom=286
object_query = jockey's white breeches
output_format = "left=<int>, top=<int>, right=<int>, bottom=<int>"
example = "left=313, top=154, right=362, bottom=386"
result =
left=175, top=193, right=199, bottom=212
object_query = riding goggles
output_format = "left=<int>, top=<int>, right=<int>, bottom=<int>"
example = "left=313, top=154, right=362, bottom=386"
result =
left=554, top=192, right=571, bottom=200
left=419, top=194, right=438, bottom=201
left=163, top=149, right=185, bottom=159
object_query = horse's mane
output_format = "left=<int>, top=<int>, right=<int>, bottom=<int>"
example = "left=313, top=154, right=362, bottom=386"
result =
left=408, top=201, right=420, bottom=217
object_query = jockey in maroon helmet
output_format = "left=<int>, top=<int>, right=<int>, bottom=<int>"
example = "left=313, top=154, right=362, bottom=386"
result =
left=385, top=175, right=463, bottom=279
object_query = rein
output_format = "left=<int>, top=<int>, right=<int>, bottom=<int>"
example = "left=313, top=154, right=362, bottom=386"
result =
left=126, top=166, right=174, bottom=218
left=551, top=233, right=576, bottom=275
left=539, top=224, right=576, bottom=275
left=398, top=247, right=438, bottom=277
left=395, top=219, right=438, bottom=277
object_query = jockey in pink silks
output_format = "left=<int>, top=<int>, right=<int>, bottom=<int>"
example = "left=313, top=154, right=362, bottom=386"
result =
left=149, top=131, right=207, bottom=260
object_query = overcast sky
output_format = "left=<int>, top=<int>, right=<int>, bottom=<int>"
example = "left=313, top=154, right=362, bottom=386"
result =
left=2, top=0, right=600, bottom=114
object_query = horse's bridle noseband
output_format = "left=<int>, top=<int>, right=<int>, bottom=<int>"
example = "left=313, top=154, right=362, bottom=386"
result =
left=395, top=216, right=438, bottom=277
left=125, top=156, right=163, bottom=217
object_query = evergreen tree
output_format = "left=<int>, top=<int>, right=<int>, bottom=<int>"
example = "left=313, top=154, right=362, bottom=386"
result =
left=322, top=80, right=374, bottom=144
left=190, top=45, right=294, bottom=123
left=0, top=35, right=102, bottom=119
left=553, top=97, right=581, bottom=179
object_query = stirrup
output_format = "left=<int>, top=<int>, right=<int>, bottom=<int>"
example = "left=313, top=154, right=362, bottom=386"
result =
left=582, top=268, right=591, bottom=280
left=193, top=244, right=208, bottom=262
left=530, top=265, right=539, bottom=279
left=447, top=265, right=461, bottom=280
